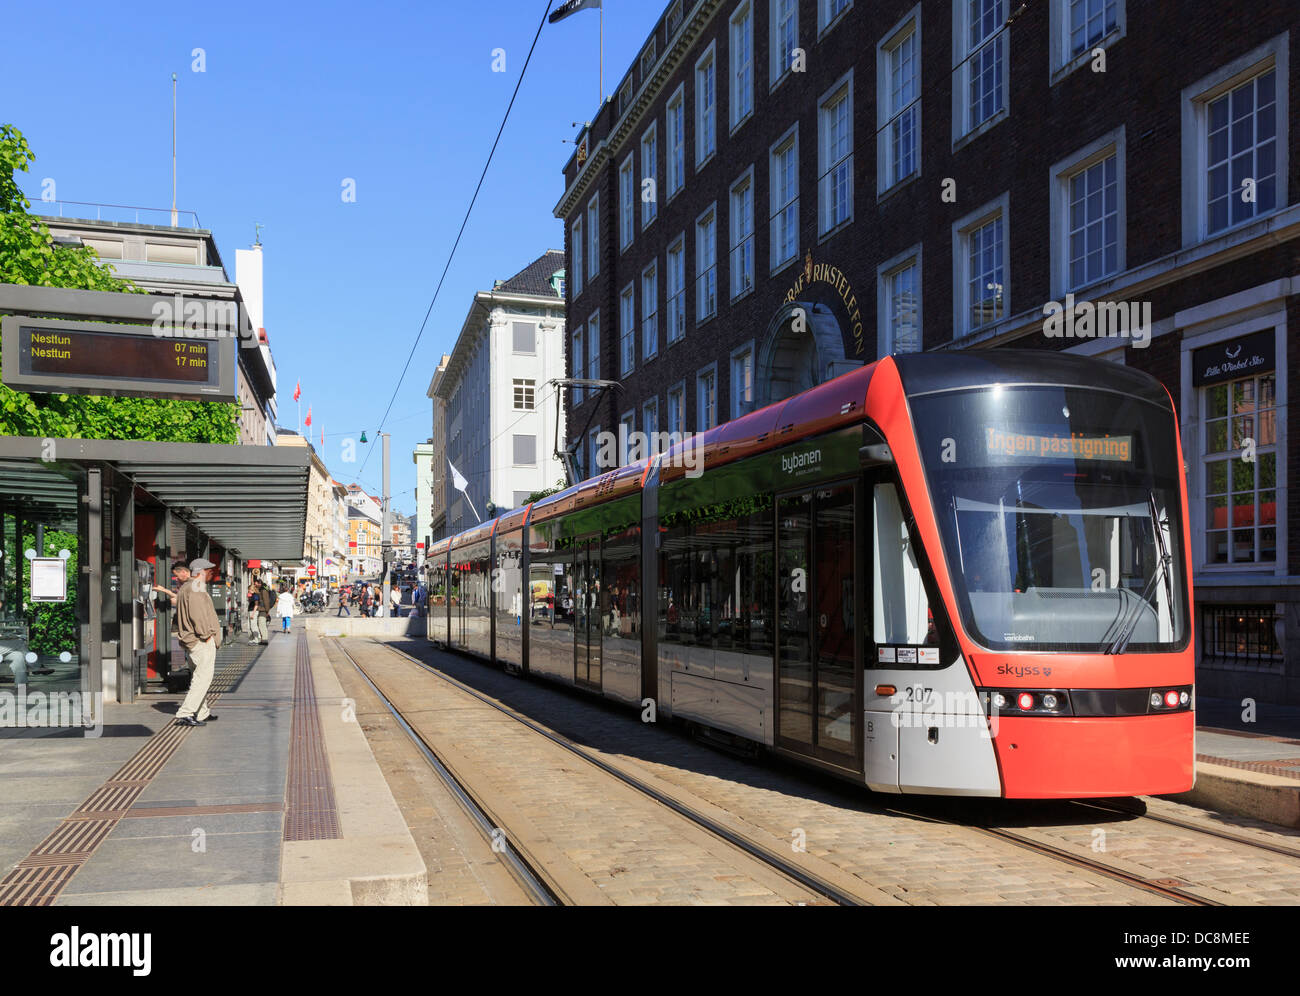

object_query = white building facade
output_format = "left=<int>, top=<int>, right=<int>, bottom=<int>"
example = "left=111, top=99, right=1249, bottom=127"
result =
left=436, top=251, right=568, bottom=536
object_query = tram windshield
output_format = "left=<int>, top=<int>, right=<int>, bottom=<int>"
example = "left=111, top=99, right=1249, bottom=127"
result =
left=911, top=385, right=1189, bottom=654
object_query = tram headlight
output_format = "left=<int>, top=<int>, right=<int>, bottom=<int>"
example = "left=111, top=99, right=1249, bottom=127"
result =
left=1180, top=691, right=1190, bottom=707
left=1017, top=692, right=1035, bottom=711
left=1164, top=690, right=1181, bottom=708
left=991, top=692, right=1008, bottom=710
left=1042, top=693, right=1059, bottom=710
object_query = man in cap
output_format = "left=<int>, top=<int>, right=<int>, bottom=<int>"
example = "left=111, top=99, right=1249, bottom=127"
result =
left=175, top=558, right=222, bottom=727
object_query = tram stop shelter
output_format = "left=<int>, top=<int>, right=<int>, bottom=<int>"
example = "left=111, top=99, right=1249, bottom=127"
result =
left=0, top=434, right=309, bottom=719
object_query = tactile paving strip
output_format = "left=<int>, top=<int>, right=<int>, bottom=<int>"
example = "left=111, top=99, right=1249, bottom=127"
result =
left=0, top=640, right=264, bottom=906
left=1198, top=753, right=1300, bottom=780
left=283, top=631, right=341, bottom=842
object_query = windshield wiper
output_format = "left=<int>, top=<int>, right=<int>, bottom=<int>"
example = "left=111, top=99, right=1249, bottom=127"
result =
left=1105, top=493, right=1173, bottom=655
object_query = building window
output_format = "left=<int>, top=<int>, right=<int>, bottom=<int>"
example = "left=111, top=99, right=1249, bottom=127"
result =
left=819, top=0, right=852, bottom=33
left=512, top=321, right=536, bottom=354
left=770, top=0, right=798, bottom=89
left=1203, top=372, right=1277, bottom=566
left=1205, top=69, right=1278, bottom=236
left=1051, top=131, right=1123, bottom=294
left=619, top=410, right=636, bottom=464
left=953, top=194, right=1008, bottom=336
left=513, top=378, right=536, bottom=411
left=667, top=234, right=686, bottom=343
left=730, top=344, right=753, bottom=418
left=696, top=367, right=717, bottom=431
left=619, top=156, right=635, bottom=252
left=1201, top=604, right=1283, bottom=671
left=696, top=205, right=718, bottom=322
left=641, top=123, right=658, bottom=227
left=668, top=382, right=685, bottom=435
left=770, top=126, right=799, bottom=272
left=572, top=326, right=584, bottom=405
left=878, top=10, right=919, bottom=193
left=643, top=398, right=660, bottom=450
left=730, top=167, right=755, bottom=300
left=640, top=38, right=657, bottom=81
left=587, top=311, right=600, bottom=385
left=1069, top=0, right=1118, bottom=58
left=617, top=78, right=633, bottom=117
left=666, top=85, right=686, bottom=199
left=730, top=2, right=754, bottom=131
left=642, top=261, right=659, bottom=360
left=588, top=427, right=602, bottom=477
left=620, top=284, right=636, bottom=376
left=513, top=434, right=537, bottom=467
left=696, top=43, right=717, bottom=167
left=818, top=73, right=853, bottom=236
left=879, top=250, right=922, bottom=356
left=954, top=0, right=1008, bottom=141
left=666, top=0, right=684, bottom=40
left=1181, top=37, right=1288, bottom=246
left=571, top=217, right=583, bottom=297
left=586, top=194, right=599, bottom=279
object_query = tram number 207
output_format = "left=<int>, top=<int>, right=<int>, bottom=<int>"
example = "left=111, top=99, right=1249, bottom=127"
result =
left=903, top=686, right=935, bottom=705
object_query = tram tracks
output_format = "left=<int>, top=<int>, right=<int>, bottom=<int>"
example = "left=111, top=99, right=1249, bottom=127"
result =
left=1071, top=798, right=1300, bottom=863
left=335, top=638, right=881, bottom=907
left=337, top=638, right=1300, bottom=906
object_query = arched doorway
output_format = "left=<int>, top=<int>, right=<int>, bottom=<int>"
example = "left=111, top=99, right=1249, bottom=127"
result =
left=754, top=300, right=863, bottom=410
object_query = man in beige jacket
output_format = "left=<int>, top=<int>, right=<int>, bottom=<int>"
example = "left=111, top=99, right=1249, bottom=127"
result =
left=175, top=558, right=221, bottom=727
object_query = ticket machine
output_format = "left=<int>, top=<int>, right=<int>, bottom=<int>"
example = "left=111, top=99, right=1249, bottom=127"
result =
left=132, top=559, right=156, bottom=685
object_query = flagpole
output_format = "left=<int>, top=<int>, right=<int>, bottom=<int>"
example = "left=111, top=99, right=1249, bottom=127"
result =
left=599, top=2, right=604, bottom=104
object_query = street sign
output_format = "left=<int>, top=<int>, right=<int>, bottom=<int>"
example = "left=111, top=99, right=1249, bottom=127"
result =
left=1, top=315, right=236, bottom=402
left=306, top=565, right=317, bottom=577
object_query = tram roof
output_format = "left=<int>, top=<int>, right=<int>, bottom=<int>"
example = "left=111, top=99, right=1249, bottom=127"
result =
left=892, top=349, right=1173, bottom=407
left=0, top=435, right=310, bottom=561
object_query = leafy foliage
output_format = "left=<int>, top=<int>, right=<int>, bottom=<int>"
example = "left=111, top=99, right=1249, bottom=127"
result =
left=0, top=124, right=239, bottom=443
left=20, top=528, right=78, bottom=657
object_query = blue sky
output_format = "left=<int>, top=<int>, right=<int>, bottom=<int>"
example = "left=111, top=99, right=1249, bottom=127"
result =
left=6, top=0, right=660, bottom=519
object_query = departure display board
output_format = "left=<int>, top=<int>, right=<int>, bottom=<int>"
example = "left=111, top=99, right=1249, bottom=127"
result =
left=24, top=328, right=213, bottom=383
left=2, top=316, right=235, bottom=402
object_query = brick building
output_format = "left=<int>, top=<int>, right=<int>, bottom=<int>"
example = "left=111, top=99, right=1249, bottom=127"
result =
left=554, top=0, right=1300, bottom=702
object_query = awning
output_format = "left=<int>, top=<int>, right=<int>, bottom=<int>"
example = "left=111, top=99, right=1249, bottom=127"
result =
left=0, top=436, right=310, bottom=561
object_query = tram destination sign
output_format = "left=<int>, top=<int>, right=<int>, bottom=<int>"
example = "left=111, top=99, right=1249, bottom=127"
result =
left=1, top=315, right=235, bottom=402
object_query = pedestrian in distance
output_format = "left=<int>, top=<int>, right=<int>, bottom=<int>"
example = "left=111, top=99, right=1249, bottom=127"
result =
left=389, top=584, right=401, bottom=618
left=336, top=585, right=351, bottom=617
left=252, top=579, right=274, bottom=644
left=175, top=558, right=221, bottom=727
left=275, top=584, right=295, bottom=634
left=360, top=584, right=372, bottom=617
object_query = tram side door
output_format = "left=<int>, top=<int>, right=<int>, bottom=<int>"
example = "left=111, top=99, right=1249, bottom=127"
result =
left=775, top=483, right=861, bottom=770
left=574, top=539, right=601, bottom=690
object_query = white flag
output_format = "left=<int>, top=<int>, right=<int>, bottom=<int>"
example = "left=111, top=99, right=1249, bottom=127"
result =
left=448, top=459, right=468, bottom=493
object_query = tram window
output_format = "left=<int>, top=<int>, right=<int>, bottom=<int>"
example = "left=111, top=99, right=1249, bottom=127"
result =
left=659, top=494, right=772, bottom=653
left=873, top=483, right=934, bottom=647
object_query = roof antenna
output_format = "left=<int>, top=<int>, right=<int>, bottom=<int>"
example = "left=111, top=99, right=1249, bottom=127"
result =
left=254, top=223, right=264, bottom=246
left=170, top=72, right=178, bottom=227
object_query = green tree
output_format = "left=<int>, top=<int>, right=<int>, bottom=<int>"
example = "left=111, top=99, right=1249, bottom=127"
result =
left=0, top=124, right=238, bottom=443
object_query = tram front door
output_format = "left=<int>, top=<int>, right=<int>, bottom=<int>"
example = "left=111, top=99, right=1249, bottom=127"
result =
left=574, top=539, right=601, bottom=690
left=775, top=483, right=860, bottom=769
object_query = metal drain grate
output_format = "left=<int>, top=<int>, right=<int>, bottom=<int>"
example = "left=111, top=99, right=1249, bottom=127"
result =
left=283, top=632, right=341, bottom=842
left=0, top=640, right=266, bottom=907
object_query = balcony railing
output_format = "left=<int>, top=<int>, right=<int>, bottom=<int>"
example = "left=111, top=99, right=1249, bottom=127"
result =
left=34, top=199, right=203, bottom=229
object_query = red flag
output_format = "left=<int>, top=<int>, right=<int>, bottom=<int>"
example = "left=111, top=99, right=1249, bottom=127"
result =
left=320, top=426, right=324, bottom=446
left=305, top=406, right=312, bottom=427
left=293, top=381, right=301, bottom=402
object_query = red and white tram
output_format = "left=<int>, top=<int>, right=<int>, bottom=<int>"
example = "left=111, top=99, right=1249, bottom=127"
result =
left=424, top=351, right=1194, bottom=798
